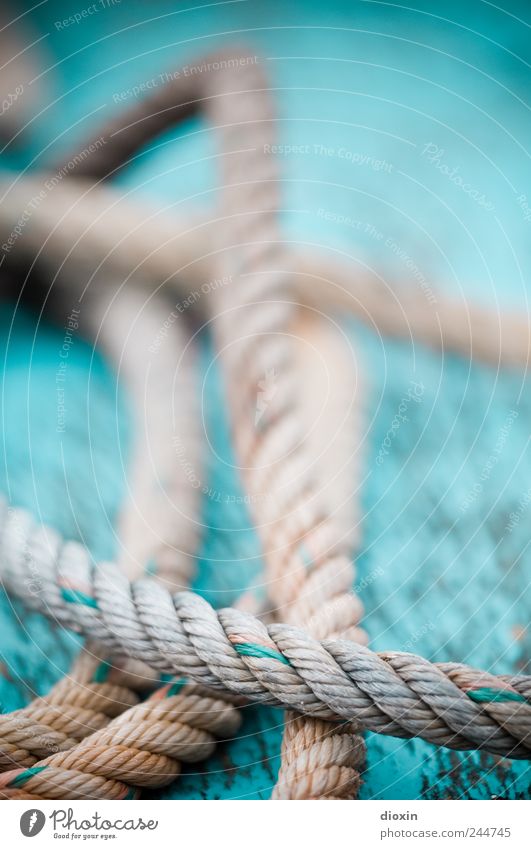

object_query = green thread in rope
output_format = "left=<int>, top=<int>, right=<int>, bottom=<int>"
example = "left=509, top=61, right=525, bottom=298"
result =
left=467, top=687, right=527, bottom=704
left=92, top=661, right=111, bottom=683
left=61, top=587, right=98, bottom=609
left=234, top=642, right=291, bottom=665
left=8, top=765, right=48, bottom=788
left=166, top=678, right=187, bottom=697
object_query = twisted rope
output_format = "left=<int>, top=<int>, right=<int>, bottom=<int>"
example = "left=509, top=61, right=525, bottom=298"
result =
left=0, top=505, right=529, bottom=760
left=57, top=50, right=370, bottom=797
left=271, top=313, right=368, bottom=798
left=0, top=49, right=528, bottom=800
left=1, top=174, right=529, bottom=369
left=197, top=61, right=366, bottom=798
left=0, top=284, right=242, bottom=795
left=85, top=280, right=202, bottom=588
left=0, top=645, right=152, bottom=771
left=0, top=680, right=240, bottom=799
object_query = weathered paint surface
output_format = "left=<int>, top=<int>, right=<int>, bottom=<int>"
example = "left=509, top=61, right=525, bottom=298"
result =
left=0, top=0, right=530, bottom=800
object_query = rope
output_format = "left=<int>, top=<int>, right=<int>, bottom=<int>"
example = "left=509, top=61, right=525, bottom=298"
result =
left=0, top=6, right=46, bottom=145
left=1, top=175, right=529, bottom=369
left=198, top=61, right=366, bottom=798
left=0, top=680, right=240, bottom=799
left=271, top=313, right=367, bottom=798
left=57, top=48, right=370, bottom=797
left=0, top=505, right=529, bottom=760
left=0, top=646, right=152, bottom=772
left=0, top=48, right=528, bottom=799
left=0, top=284, right=242, bottom=795
left=84, top=279, right=202, bottom=587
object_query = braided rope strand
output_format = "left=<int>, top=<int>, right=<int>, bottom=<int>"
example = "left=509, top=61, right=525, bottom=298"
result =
left=1, top=173, right=528, bottom=368
left=271, top=313, right=368, bottom=798
left=0, top=48, right=528, bottom=800
left=0, top=285, right=242, bottom=790
left=0, top=646, right=150, bottom=771
left=0, top=680, right=241, bottom=800
left=195, top=56, right=367, bottom=798
left=65, top=50, right=367, bottom=797
left=0, top=507, right=528, bottom=760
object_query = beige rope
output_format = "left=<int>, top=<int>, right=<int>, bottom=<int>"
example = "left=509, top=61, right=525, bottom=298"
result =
left=61, top=51, right=370, bottom=800
left=0, top=280, right=242, bottom=789
left=191, top=57, right=367, bottom=799
left=0, top=681, right=241, bottom=799
left=0, top=645, right=153, bottom=772
left=1, top=175, right=529, bottom=368
left=1, top=49, right=527, bottom=801
left=271, top=311, right=368, bottom=799
left=84, top=279, right=202, bottom=588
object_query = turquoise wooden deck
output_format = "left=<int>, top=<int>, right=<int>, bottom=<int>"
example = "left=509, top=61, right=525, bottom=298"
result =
left=0, top=0, right=530, bottom=799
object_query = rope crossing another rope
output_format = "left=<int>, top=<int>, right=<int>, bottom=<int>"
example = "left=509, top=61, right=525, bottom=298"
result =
left=0, top=48, right=529, bottom=801
left=0, top=503, right=529, bottom=763
left=204, top=59, right=367, bottom=799
left=0, top=282, right=242, bottom=797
